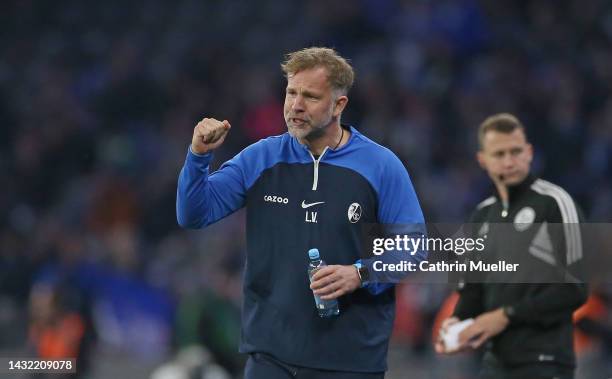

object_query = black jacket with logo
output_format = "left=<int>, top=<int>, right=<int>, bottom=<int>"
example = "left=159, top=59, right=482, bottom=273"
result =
left=453, top=175, right=588, bottom=368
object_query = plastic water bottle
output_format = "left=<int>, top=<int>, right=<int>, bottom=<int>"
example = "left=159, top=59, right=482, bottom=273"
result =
left=307, top=248, right=340, bottom=317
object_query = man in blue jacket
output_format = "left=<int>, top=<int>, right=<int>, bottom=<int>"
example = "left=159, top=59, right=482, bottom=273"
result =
left=177, top=47, right=426, bottom=378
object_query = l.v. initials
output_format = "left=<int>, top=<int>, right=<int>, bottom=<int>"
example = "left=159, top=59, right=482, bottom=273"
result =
left=305, top=211, right=318, bottom=223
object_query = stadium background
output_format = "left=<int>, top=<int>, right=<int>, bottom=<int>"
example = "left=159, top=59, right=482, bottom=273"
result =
left=1, top=0, right=611, bottom=378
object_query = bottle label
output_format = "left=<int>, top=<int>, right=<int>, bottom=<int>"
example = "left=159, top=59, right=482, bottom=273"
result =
left=313, top=293, right=335, bottom=309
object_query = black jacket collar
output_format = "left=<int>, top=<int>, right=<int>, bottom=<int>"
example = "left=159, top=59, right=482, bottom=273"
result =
left=493, top=174, right=536, bottom=204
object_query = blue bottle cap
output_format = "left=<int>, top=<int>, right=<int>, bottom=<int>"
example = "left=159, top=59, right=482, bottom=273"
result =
left=308, top=248, right=320, bottom=260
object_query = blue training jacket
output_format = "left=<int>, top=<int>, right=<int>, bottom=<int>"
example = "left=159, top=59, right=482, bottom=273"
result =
left=176, top=126, right=426, bottom=372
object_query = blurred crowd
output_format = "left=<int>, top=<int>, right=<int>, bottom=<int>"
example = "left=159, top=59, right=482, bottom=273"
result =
left=1, top=0, right=611, bottom=378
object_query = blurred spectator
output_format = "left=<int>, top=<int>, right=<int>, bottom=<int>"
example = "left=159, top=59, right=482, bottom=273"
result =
left=28, top=282, right=89, bottom=378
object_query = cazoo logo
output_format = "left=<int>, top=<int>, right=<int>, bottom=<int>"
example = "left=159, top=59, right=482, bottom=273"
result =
left=264, top=195, right=289, bottom=204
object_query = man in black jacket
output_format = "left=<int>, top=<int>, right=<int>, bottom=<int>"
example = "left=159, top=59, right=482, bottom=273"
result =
left=435, top=113, right=587, bottom=379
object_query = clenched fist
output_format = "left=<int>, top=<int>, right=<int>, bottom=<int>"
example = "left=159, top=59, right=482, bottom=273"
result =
left=191, top=118, right=232, bottom=154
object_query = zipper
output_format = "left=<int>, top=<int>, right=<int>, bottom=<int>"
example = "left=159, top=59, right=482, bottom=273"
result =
left=501, top=200, right=509, bottom=218
left=308, top=147, right=329, bottom=191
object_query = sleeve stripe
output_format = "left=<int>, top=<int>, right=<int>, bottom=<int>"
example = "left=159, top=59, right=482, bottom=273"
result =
left=531, top=179, right=582, bottom=264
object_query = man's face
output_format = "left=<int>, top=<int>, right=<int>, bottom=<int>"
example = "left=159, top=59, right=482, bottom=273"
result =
left=284, top=66, right=346, bottom=141
left=477, top=129, right=533, bottom=186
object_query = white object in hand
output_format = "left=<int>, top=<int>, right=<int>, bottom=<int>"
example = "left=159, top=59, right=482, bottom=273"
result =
left=441, top=318, right=474, bottom=352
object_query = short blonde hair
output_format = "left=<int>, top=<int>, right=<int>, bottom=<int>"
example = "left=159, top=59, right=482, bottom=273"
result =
left=281, top=47, right=355, bottom=95
left=478, top=113, right=526, bottom=149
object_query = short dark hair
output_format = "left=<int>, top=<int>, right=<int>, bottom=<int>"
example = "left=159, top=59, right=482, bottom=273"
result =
left=281, top=47, right=354, bottom=95
left=478, top=113, right=526, bottom=149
